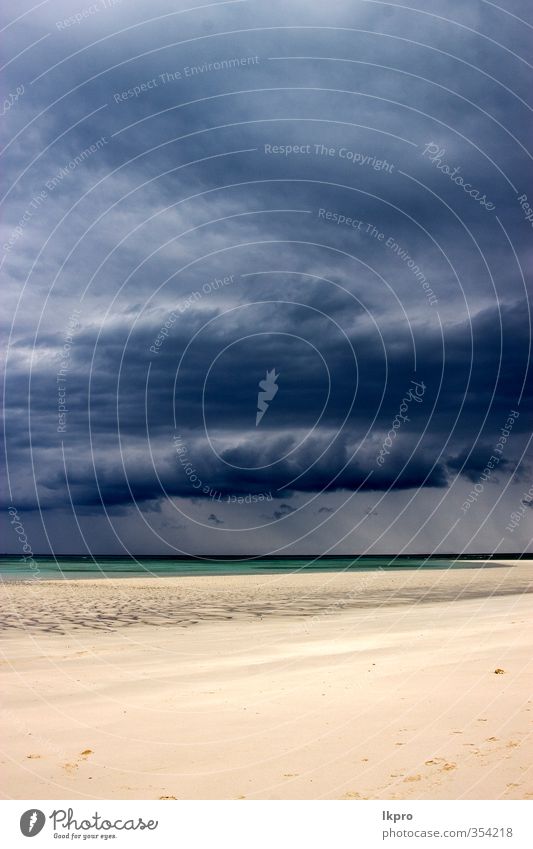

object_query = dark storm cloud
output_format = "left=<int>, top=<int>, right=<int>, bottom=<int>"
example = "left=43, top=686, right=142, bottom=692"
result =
left=446, top=446, right=513, bottom=483
left=2, top=0, right=532, bottom=552
left=2, top=297, right=529, bottom=512
left=271, top=503, right=296, bottom=520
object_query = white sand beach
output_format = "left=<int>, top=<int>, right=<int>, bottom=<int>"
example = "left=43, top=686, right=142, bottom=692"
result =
left=1, top=560, right=532, bottom=800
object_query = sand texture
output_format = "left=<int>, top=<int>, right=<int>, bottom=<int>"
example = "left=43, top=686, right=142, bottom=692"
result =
left=1, top=560, right=532, bottom=799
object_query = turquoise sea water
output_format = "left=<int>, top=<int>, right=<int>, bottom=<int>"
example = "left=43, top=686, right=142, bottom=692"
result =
left=0, top=555, right=502, bottom=580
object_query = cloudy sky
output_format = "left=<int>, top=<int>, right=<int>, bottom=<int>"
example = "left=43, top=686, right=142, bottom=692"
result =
left=2, top=0, right=532, bottom=556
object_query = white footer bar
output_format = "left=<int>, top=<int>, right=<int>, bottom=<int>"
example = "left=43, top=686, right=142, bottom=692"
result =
left=2, top=799, right=531, bottom=848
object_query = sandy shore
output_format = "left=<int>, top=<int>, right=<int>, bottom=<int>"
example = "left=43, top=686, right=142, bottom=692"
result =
left=1, top=560, right=532, bottom=799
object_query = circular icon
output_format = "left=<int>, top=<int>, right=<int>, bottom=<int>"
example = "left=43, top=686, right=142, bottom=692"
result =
left=20, top=810, right=46, bottom=837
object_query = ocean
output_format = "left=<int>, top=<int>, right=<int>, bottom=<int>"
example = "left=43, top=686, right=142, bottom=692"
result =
left=0, top=555, right=503, bottom=580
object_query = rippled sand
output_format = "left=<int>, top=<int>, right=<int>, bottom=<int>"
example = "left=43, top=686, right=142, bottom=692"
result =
left=1, top=559, right=531, bottom=634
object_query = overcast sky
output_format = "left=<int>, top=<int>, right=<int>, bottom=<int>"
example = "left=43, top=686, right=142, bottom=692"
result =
left=2, top=0, right=532, bottom=556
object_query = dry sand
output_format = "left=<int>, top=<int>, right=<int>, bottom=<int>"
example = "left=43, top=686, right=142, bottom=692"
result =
left=1, top=559, right=532, bottom=800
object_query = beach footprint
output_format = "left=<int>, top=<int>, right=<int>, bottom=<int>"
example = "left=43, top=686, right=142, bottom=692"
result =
left=62, top=762, right=78, bottom=774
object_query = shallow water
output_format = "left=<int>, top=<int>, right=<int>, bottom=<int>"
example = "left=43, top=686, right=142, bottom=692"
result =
left=0, top=554, right=502, bottom=581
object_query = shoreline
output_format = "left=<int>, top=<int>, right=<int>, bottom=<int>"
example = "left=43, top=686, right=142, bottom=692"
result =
left=1, top=560, right=531, bottom=634
left=0, top=556, right=529, bottom=585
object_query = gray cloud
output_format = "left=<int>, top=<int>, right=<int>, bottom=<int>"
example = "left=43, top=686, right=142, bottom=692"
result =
left=2, top=0, right=532, bottom=554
